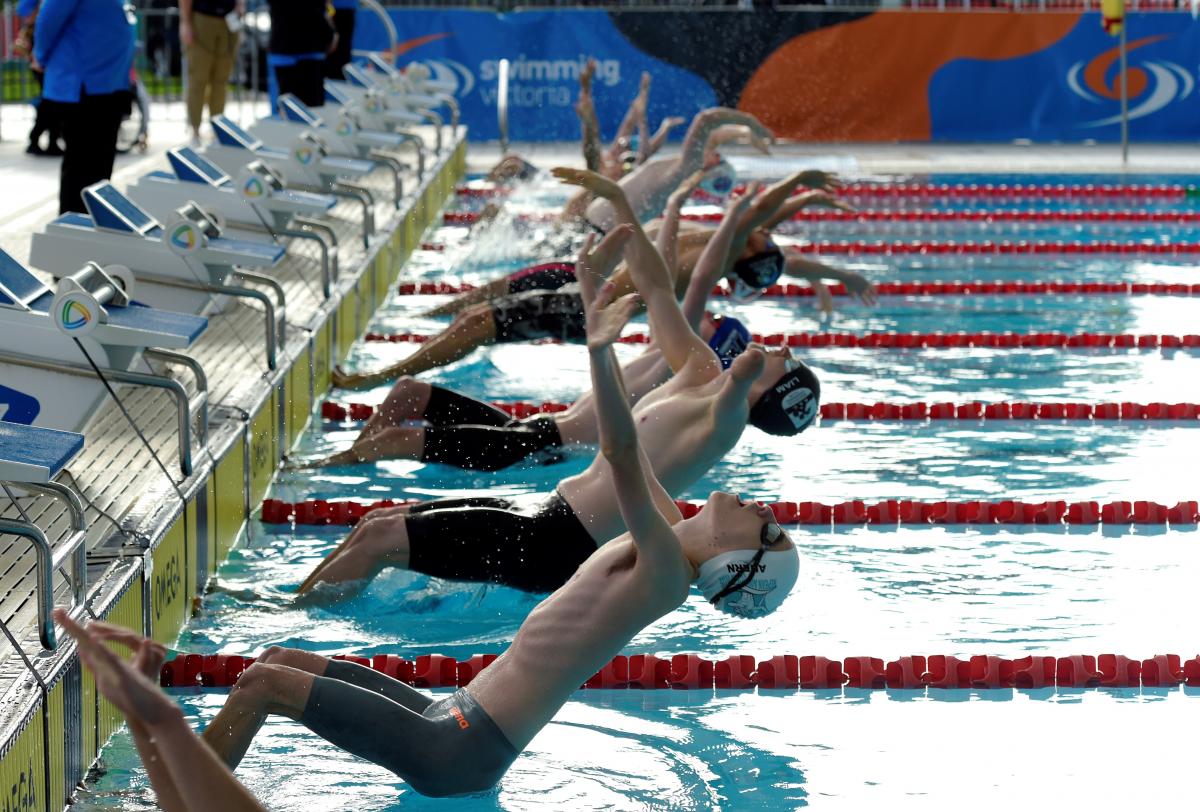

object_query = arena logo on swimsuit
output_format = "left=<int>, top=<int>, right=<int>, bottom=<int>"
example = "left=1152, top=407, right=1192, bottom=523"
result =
left=1066, top=36, right=1193, bottom=127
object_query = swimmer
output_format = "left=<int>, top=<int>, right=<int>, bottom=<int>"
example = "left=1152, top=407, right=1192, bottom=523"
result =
left=300, top=185, right=817, bottom=596
left=202, top=247, right=798, bottom=798
left=332, top=165, right=866, bottom=389
left=53, top=610, right=267, bottom=812
left=297, top=188, right=759, bottom=472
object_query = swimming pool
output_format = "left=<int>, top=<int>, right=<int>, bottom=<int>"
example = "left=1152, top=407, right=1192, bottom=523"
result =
left=79, top=171, right=1200, bottom=810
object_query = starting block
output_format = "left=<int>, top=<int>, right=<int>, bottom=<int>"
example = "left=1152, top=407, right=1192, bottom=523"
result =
left=0, top=420, right=89, bottom=650
left=203, top=116, right=377, bottom=246
left=30, top=182, right=288, bottom=368
left=127, top=148, right=341, bottom=297
left=0, top=250, right=208, bottom=475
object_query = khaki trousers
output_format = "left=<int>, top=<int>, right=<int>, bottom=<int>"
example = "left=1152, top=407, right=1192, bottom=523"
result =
left=186, top=11, right=238, bottom=130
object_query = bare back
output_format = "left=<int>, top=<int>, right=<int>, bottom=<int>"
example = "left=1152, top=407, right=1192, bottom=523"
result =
left=465, top=533, right=691, bottom=749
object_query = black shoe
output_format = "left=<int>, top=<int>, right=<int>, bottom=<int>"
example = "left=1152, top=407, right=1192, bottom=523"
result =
left=25, top=141, right=45, bottom=155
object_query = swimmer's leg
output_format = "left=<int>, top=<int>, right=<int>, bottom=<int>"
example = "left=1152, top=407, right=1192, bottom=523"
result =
left=424, top=276, right=511, bottom=318
left=296, top=510, right=410, bottom=595
left=332, top=304, right=497, bottom=390
left=357, top=376, right=434, bottom=441
left=201, top=661, right=314, bottom=770
left=257, top=648, right=432, bottom=713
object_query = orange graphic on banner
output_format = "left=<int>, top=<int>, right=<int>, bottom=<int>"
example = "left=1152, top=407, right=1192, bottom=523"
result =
left=391, top=33, right=453, bottom=59
left=1083, top=35, right=1167, bottom=98
left=738, top=12, right=1080, bottom=141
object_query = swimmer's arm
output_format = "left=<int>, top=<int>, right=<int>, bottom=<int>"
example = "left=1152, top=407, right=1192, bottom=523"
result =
left=644, top=117, right=686, bottom=160
left=732, top=170, right=833, bottom=244
left=571, top=171, right=716, bottom=376
left=712, top=347, right=765, bottom=423
left=607, top=72, right=651, bottom=160
left=761, top=190, right=854, bottom=230
left=590, top=344, right=685, bottom=563
left=575, top=59, right=602, bottom=172
left=656, top=171, right=706, bottom=284
left=783, top=255, right=878, bottom=306
left=678, top=108, right=772, bottom=177
left=681, top=186, right=758, bottom=330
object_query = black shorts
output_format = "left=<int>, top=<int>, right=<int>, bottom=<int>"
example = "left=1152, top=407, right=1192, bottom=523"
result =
left=490, top=288, right=586, bottom=343
left=301, top=660, right=517, bottom=797
left=505, top=262, right=577, bottom=295
left=421, top=415, right=564, bottom=472
left=405, top=491, right=596, bottom=593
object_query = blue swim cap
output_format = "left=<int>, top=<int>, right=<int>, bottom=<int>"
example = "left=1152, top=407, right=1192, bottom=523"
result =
left=708, top=316, right=751, bottom=369
left=699, top=158, right=736, bottom=198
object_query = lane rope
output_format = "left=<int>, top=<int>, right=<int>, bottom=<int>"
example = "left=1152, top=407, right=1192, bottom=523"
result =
left=319, top=400, right=1200, bottom=424
left=259, top=497, right=1200, bottom=527
left=160, top=651, right=1200, bottom=690
left=363, top=330, right=1200, bottom=350
left=455, top=182, right=1200, bottom=201
left=393, top=280, right=1200, bottom=298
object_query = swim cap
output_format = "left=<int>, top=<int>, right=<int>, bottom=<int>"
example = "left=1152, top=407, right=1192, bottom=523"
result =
left=696, top=521, right=799, bottom=618
left=749, top=359, right=820, bottom=436
left=708, top=316, right=751, bottom=369
left=698, top=158, right=736, bottom=199
left=729, top=241, right=785, bottom=302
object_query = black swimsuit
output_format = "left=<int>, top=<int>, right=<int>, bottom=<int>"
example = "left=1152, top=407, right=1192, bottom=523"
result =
left=418, top=385, right=565, bottom=472
left=405, top=490, right=597, bottom=593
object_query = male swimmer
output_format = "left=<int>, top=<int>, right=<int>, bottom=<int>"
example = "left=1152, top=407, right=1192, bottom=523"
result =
left=54, top=611, right=268, bottom=812
left=201, top=237, right=799, bottom=798
left=299, top=179, right=819, bottom=596
left=301, top=186, right=759, bottom=472
left=332, top=163, right=858, bottom=390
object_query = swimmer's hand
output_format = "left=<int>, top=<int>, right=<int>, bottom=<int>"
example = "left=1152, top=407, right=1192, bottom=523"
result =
left=726, top=183, right=760, bottom=217
left=811, top=280, right=835, bottom=314
left=551, top=166, right=622, bottom=199
left=797, top=170, right=839, bottom=193
left=53, top=609, right=180, bottom=727
left=843, top=271, right=879, bottom=307
left=332, top=366, right=377, bottom=390
left=794, top=189, right=855, bottom=213
left=667, top=170, right=709, bottom=210
left=578, top=231, right=640, bottom=351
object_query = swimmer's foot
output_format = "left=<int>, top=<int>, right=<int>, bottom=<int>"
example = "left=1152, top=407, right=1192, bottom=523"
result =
left=293, top=577, right=369, bottom=606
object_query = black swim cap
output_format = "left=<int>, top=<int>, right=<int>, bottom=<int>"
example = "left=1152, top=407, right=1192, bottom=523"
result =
left=748, top=361, right=821, bottom=436
left=730, top=243, right=785, bottom=302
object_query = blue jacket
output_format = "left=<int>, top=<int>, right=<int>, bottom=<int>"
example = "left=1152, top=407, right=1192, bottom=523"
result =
left=33, top=0, right=134, bottom=103
left=16, top=0, right=38, bottom=18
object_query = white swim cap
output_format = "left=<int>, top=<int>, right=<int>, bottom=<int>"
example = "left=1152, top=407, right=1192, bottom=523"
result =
left=696, top=522, right=799, bottom=618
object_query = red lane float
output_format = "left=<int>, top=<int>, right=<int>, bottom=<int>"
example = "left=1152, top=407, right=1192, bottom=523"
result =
left=684, top=209, right=1200, bottom=225
left=394, top=280, right=1200, bottom=299
left=457, top=182, right=1200, bottom=201
left=364, top=330, right=1200, bottom=350
left=790, top=240, right=1200, bottom=256
left=261, top=497, right=1200, bottom=528
left=320, top=399, right=1200, bottom=424
left=160, top=651, right=1200, bottom=691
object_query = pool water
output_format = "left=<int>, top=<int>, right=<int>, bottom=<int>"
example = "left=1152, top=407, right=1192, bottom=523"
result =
left=78, top=172, right=1200, bottom=810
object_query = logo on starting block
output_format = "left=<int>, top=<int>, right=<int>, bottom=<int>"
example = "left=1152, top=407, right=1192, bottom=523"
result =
left=242, top=176, right=267, bottom=198
left=168, top=222, right=201, bottom=254
left=59, top=297, right=91, bottom=330
left=295, top=145, right=316, bottom=166
left=336, top=118, right=356, bottom=137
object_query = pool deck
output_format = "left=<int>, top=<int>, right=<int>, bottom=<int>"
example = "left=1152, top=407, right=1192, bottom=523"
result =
left=0, top=99, right=466, bottom=812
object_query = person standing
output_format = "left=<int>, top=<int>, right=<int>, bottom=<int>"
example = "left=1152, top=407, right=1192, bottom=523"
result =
left=33, top=0, right=134, bottom=213
left=179, top=0, right=243, bottom=144
left=325, top=0, right=357, bottom=81
left=13, top=0, right=64, bottom=156
left=266, top=0, right=336, bottom=109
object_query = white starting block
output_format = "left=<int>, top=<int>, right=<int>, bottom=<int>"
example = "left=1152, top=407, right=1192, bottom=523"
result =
left=0, top=421, right=89, bottom=650
left=324, top=65, right=447, bottom=156
left=203, top=116, right=377, bottom=246
left=362, top=55, right=459, bottom=128
left=256, top=93, right=424, bottom=186
left=127, top=148, right=342, bottom=298
left=0, top=251, right=209, bottom=475
left=30, top=182, right=288, bottom=369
